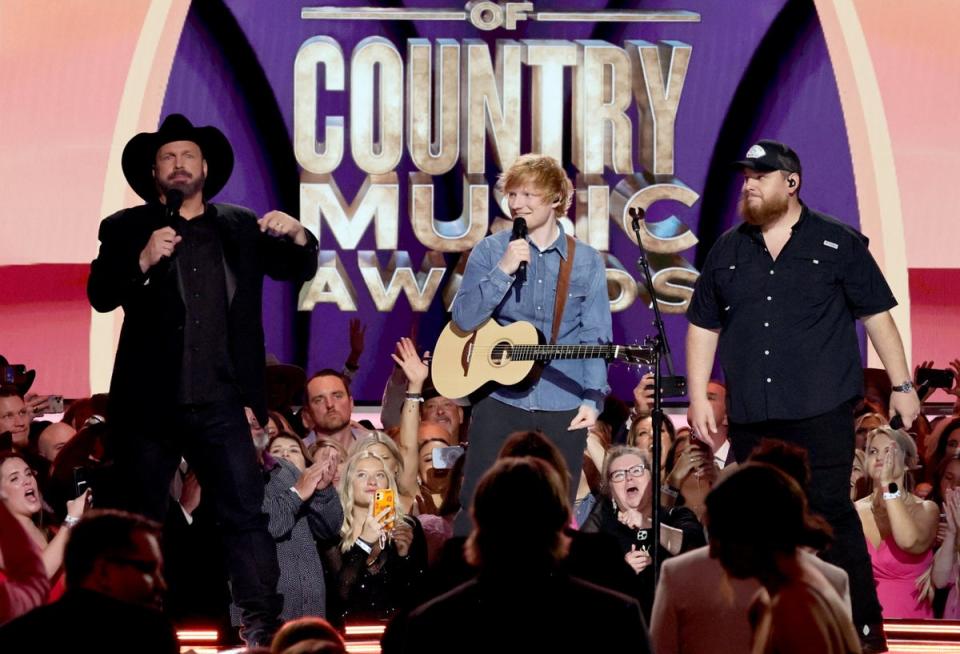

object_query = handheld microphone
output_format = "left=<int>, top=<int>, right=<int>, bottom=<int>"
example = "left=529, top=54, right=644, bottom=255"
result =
left=511, top=217, right=527, bottom=283
left=164, top=189, right=184, bottom=229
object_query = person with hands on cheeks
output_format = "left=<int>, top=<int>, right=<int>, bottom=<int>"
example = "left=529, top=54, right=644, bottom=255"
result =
left=450, top=154, right=613, bottom=535
left=323, top=451, right=427, bottom=626
left=660, top=435, right=718, bottom=521
left=933, top=487, right=960, bottom=618
left=232, top=430, right=342, bottom=624
left=580, top=446, right=705, bottom=618
left=855, top=427, right=939, bottom=618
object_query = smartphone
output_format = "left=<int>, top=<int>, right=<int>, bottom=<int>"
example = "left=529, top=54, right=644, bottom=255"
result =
left=373, top=489, right=396, bottom=530
left=917, top=367, right=955, bottom=390
left=45, top=395, right=65, bottom=414
left=432, top=445, right=465, bottom=470
left=73, top=466, right=90, bottom=498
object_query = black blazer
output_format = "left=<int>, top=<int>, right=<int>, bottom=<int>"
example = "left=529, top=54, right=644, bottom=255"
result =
left=87, top=202, right=318, bottom=426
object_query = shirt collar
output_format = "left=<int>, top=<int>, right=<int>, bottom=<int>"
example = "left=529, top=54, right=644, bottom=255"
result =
left=533, top=221, right=569, bottom=259
left=736, top=202, right=810, bottom=238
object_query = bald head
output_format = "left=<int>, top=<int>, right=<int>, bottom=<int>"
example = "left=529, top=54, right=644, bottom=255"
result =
left=37, top=422, right=77, bottom=462
left=418, top=420, right=454, bottom=446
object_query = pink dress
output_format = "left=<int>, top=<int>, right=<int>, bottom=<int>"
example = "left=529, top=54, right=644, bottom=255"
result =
left=866, top=537, right=934, bottom=618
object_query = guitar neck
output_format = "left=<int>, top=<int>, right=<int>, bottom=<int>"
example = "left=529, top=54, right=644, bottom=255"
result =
left=509, top=344, right=620, bottom=361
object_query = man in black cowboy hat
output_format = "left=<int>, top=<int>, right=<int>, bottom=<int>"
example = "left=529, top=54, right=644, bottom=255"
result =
left=685, top=139, right=919, bottom=652
left=87, top=114, right=319, bottom=645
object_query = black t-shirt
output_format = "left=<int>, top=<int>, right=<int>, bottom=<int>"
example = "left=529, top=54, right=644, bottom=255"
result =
left=687, top=205, right=896, bottom=423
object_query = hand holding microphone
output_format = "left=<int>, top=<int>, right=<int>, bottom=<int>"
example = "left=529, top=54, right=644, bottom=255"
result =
left=138, top=189, right=184, bottom=273
left=497, top=217, right=529, bottom=279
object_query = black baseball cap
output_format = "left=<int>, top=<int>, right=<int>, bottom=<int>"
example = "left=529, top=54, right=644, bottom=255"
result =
left=734, top=139, right=801, bottom=174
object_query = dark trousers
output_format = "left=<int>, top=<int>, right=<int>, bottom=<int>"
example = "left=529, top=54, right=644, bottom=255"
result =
left=453, top=397, right=587, bottom=536
left=107, top=400, right=281, bottom=644
left=729, top=399, right=884, bottom=629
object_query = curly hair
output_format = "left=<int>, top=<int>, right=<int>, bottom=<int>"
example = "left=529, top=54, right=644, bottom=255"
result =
left=337, top=450, right=404, bottom=552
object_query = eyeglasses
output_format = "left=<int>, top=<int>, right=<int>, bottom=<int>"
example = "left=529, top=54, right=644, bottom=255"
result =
left=609, top=464, right=647, bottom=483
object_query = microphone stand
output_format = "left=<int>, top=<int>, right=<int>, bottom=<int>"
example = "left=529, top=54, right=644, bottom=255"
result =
left=628, top=206, right=686, bottom=588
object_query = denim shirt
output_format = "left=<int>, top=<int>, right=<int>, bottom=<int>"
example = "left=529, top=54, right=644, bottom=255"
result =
left=451, top=224, right=612, bottom=413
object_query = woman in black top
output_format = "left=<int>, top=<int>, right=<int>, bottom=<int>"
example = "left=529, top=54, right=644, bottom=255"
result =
left=323, top=450, right=426, bottom=626
left=580, top=445, right=705, bottom=617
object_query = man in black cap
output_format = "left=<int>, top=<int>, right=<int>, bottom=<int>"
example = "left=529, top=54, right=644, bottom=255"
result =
left=87, top=114, right=319, bottom=645
left=684, top=139, right=919, bottom=651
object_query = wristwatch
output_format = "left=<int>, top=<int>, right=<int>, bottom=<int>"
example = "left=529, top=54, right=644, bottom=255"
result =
left=892, top=381, right=914, bottom=393
left=883, top=482, right=902, bottom=501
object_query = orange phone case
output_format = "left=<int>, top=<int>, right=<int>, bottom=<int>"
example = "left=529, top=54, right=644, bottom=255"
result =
left=374, top=489, right=396, bottom=530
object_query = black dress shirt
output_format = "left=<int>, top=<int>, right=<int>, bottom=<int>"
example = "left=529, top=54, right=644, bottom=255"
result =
left=174, top=209, right=235, bottom=404
left=687, top=205, right=896, bottom=423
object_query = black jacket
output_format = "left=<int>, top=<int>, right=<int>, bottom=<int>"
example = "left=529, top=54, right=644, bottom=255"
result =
left=0, top=588, right=178, bottom=654
left=87, top=202, right=318, bottom=426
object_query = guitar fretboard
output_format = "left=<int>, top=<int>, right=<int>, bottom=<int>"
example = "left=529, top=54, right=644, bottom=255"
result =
left=506, top=344, right=621, bottom=361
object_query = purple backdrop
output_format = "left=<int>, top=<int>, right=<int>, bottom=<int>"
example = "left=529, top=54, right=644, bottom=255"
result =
left=161, top=0, right=858, bottom=404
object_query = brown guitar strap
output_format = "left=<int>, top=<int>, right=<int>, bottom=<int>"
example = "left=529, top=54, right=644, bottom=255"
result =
left=550, top=235, right=576, bottom=345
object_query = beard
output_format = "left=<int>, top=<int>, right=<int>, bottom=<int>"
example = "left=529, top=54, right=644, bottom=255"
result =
left=158, top=170, right=206, bottom=199
left=738, top=191, right=788, bottom=226
left=313, top=409, right=350, bottom=434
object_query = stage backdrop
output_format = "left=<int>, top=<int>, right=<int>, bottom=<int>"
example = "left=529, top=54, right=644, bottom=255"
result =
left=1, top=0, right=958, bottom=405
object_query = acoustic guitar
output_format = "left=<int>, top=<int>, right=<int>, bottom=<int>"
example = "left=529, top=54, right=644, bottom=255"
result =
left=431, top=319, right=653, bottom=399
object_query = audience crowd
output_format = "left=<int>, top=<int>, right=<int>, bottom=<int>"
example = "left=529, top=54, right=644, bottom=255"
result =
left=1, top=342, right=959, bottom=653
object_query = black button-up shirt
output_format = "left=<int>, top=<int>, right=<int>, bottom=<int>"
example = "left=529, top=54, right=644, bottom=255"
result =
left=174, top=209, right=235, bottom=404
left=687, top=205, right=896, bottom=423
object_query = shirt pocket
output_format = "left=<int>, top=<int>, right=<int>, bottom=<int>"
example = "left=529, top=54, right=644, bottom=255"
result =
left=710, top=258, right=755, bottom=312
left=562, top=281, right=590, bottom=325
left=784, top=251, right=838, bottom=303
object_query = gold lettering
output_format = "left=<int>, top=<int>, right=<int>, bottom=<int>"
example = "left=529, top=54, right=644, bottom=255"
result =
left=572, top=41, right=633, bottom=175
left=603, top=254, right=639, bottom=313
left=574, top=174, right=610, bottom=249
left=294, top=36, right=345, bottom=175
left=636, top=253, right=698, bottom=314
left=522, top=40, right=577, bottom=163
left=300, top=175, right=399, bottom=250
left=358, top=250, right=447, bottom=311
left=610, top=173, right=699, bottom=254
left=461, top=39, right=522, bottom=173
left=351, top=37, right=404, bottom=174
left=298, top=251, right=358, bottom=311
left=407, top=39, right=461, bottom=175
left=626, top=40, right=692, bottom=176
left=409, top=172, right=489, bottom=252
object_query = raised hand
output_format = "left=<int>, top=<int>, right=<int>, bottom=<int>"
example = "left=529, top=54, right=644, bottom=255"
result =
left=347, top=319, right=366, bottom=368
left=391, top=337, right=429, bottom=392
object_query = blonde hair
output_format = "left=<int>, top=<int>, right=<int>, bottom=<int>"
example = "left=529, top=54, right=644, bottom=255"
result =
left=499, top=154, right=574, bottom=216
left=866, top=426, right=920, bottom=492
left=337, top=450, right=405, bottom=552
left=351, top=432, right=404, bottom=474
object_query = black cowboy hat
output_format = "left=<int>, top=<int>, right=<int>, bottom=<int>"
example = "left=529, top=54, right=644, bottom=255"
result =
left=121, top=113, right=234, bottom=202
left=0, top=355, right=35, bottom=396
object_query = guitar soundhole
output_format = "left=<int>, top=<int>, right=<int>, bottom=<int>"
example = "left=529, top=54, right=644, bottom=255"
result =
left=489, top=340, right=513, bottom=367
